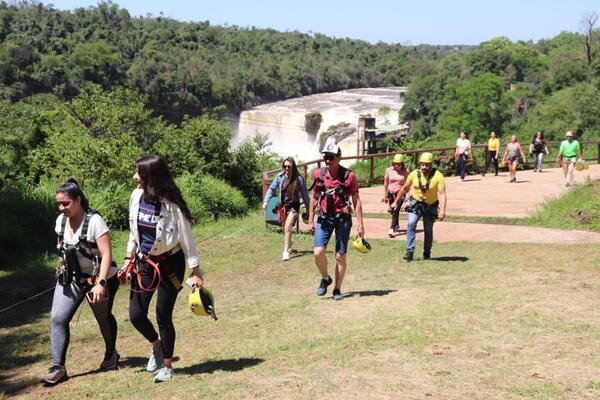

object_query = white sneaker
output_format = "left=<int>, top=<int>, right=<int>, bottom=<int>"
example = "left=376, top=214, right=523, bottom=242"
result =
left=282, top=250, right=290, bottom=261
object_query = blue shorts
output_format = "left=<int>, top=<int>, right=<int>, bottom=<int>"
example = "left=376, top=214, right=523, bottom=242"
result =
left=314, top=214, right=352, bottom=254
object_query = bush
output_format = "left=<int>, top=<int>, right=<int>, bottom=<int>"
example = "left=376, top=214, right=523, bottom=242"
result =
left=86, top=182, right=132, bottom=230
left=177, top=173, right=248, bottom=223
left=0, top=184, right=56, bottom=266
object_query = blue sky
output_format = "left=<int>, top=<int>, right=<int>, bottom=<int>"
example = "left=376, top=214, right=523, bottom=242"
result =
left=49, top=1, right=599, bottom=45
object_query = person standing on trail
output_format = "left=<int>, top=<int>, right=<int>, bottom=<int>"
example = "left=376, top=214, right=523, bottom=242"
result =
left=557, top=130, right=583, bottom=187
left=42, top=178, right=120, bottom=385
left=529, top=132, right=549, bottom=172
left=502, top=135, right=527, bottom=183
left=393, top=152, right=446, bottom=262
left=263, top=157, right=310, bottom=261
left=382, top=154, right=409, bottom=237
left=308, top=141, right=365, bottom=301
left=483, top=131, right=500, bottom=176
left=455, top=131, right=471, bottom=181
left=122, top=155, right=204, bottom=382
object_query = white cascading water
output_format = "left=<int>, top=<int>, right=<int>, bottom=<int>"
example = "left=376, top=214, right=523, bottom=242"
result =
left=231, top=87, right=406, bottom=163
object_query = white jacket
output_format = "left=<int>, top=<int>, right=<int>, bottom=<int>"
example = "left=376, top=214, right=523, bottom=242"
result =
left=127, top=188, right=202, bottom=273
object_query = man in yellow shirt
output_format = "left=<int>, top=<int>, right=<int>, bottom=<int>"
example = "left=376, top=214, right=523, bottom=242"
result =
left=392, top=152, right=447, bottom=261
left=483, top=131, right=500, bottom=176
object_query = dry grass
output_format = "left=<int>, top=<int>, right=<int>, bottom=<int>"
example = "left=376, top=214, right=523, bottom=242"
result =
left=1, top=214, right=599, bottom=399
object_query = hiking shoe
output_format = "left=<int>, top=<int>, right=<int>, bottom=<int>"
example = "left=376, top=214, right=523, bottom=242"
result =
left=146, top=345, right=163, bottom=372
left=41, top=365, right=68, bottom=385
left=388, top=229, right=395, bottom=238
left=100, top=351, right=120, bottom=370
left=316, top=275, right=333, bottom=296
left=332, top=288, right=343, bottom=301
left=282, top=250, right=290, bottom=261
left=153, top=366, right=174, bottom=383
left=403, top=251, right=414, bottom=262
left=423, top=252, right=431, bottom=260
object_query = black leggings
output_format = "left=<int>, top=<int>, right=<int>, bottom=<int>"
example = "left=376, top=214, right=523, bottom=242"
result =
left=129, top=250, right=185, bottom=359
left=386, top=192, right=401, bottom=230
left=485, top=150, right=499, bottom=175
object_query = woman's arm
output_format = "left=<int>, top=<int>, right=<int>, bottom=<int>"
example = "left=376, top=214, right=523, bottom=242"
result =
left=262, top=174, right=281, bottom=207
left=382, top=169, right=389, bottom=202
left=175, top=206, right=204, bottom=287
left=90, top=232, right=111, bottom=303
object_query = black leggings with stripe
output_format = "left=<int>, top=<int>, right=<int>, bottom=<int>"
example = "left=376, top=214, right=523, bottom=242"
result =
left=128, top=250, right=185, bottom=359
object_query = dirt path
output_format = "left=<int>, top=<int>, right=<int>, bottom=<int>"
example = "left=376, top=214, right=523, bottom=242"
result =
left=348, top=165, right=600, bottom=243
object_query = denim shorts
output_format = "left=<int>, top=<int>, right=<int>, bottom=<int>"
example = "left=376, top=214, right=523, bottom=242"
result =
left=314, top=214, right=352, bottom=254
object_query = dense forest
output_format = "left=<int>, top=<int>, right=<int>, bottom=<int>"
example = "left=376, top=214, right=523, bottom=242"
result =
left=399, top=29, right=600, bottom=144
left=0, top=1, right=466, bottom=118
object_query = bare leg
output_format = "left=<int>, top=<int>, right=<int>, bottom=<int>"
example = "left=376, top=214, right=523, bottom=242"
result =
left=314, top=247, right=328, bottom=277
left=334, top=252, right=347, bottom=290
left=283, top=210, right=296, bottom=252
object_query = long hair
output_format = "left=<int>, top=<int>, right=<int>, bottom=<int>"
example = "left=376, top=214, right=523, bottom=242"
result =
left=532, top=131, right=545, bottom=142
left=135, top=155, right=193, bottom=222
left=56, top=177, right=90, bottom=211
left=281, top=157, right=300, bottom=200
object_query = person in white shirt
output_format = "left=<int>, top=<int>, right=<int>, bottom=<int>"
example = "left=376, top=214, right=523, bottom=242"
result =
left=455, top=131, right=471, bottom=181
left=42, top=178, right=119, bottom=385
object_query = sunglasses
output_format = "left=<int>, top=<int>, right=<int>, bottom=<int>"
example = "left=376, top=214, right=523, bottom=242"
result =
left=323, top=154, right=335, bottom=161
left=392, top=162, right=401, bottom=166
left=56, top=201, right=72, bottom=207
left=283, top=164, right=292, bottom=169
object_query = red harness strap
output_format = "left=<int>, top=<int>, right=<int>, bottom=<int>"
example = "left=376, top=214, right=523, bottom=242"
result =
left=119, top=255, right=166, bottom=292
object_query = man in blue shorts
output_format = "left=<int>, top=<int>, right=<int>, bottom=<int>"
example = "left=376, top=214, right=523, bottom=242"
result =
left=307, top=141, right=365, bottom=301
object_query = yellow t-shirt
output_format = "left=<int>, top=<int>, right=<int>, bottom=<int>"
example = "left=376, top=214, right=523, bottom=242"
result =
left=487, top=138, right=500, bottom=152
left=406, top=169, right=445, bottom=204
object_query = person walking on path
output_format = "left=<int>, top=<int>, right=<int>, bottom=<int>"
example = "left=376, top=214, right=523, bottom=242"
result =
left=123, top=155, right=204, bottom=382
left=393, top=152, right=446, bottom=262
left=483, top=131, right=500, bottom=176
left=529, top=132, right=549, bottom=172
left=557, top=130, right=583, bottom=187
left=382, top=154, right=409, bottom=237
left=502, top=135, right=527, bottom=183
left=263, top=157, right=310, bottom=261
left=308, top=141, right=365, bottom=301
left=42, top=178, right=120, bottom=385
left=455, top=131, right=471, bottom=181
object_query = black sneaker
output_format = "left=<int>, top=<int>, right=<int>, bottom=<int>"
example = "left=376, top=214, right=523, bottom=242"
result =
left=423, top=252, right=431, bottom=260
left=316, top=275, right=333, bottom=296
left=403, top=251, right=414, bottom=262
left=332, top=288, right=343, bottom=301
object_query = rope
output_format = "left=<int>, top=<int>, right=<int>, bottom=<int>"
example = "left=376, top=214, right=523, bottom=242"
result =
left=0, top=286, right=55, bottom=314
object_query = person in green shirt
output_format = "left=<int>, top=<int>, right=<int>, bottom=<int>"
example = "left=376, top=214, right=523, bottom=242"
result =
left=556, top=130, right=582, bottom=187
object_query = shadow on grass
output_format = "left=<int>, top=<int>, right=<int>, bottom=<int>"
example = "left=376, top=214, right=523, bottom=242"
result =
left=120, top=356, right=180, bottom=371
left=176, top=357, right=264, bottom=375
left=0, top=373, right=41, bottom=397
left=430, top=256, right=469, bottom=262
left=347, top=289, right=397, bottom=298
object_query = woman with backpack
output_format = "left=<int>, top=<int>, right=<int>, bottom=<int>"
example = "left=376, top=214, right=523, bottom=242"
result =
left=42, top=178, right=120, bottom=385
left=122, top=155, right=204, bottom=382
left=263, top=157, right=310, bottom=261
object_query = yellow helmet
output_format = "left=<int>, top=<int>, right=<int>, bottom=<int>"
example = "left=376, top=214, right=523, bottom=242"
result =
left=419, top=152, right=434, bottom=164
left=188, top=287, right=217, bottom=320
left=352, top=236, right=372, bottom=254
left=392, top=154, right=404, bottom=164
left=575, top=159, right=588, bottom=171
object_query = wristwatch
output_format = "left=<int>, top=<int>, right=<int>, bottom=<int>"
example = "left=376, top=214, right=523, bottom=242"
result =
left=98, top=278, right=107, bottom=287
